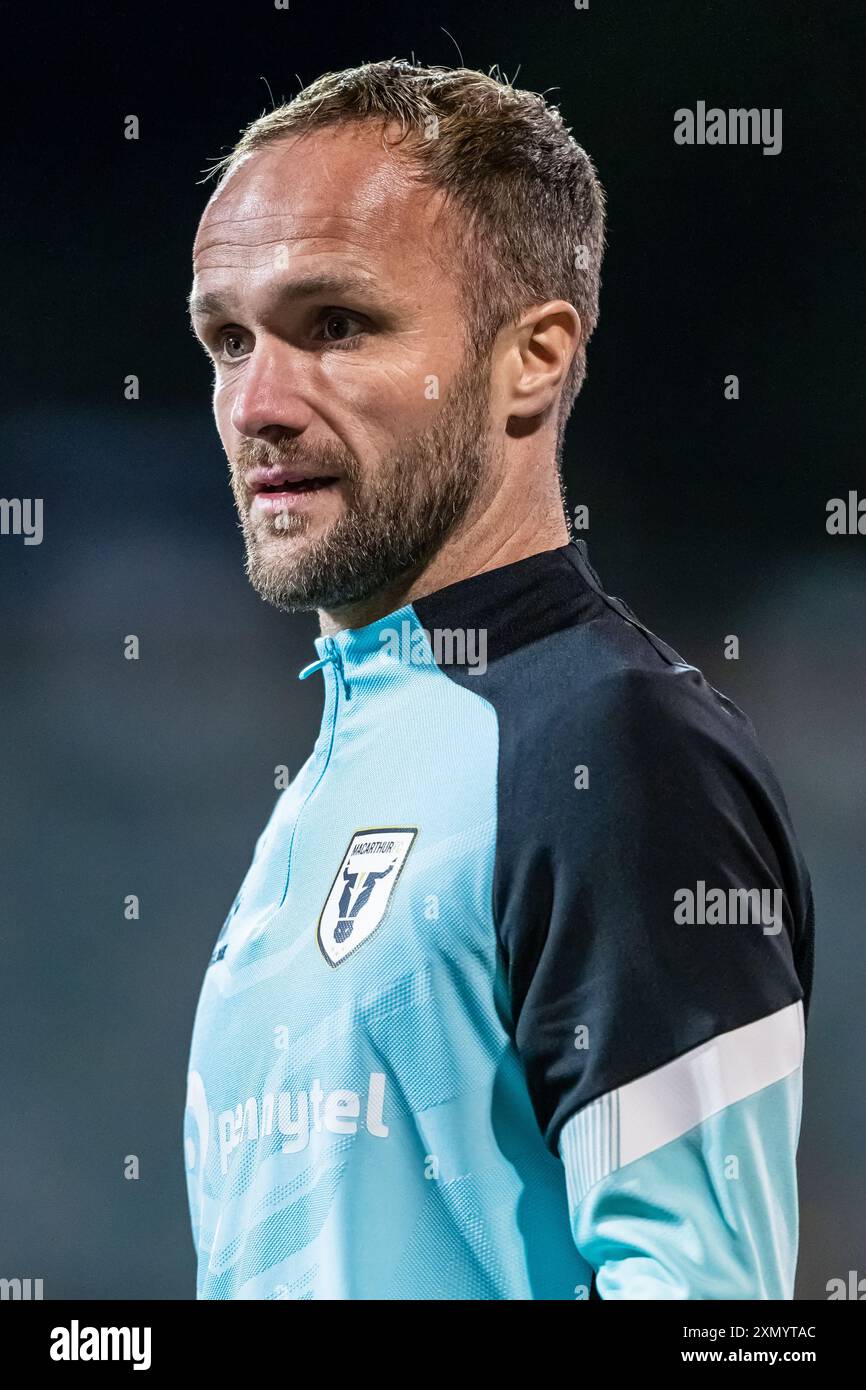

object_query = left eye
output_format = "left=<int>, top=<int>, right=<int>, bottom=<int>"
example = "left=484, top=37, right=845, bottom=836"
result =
left=319, top=312, right=365, bottom=344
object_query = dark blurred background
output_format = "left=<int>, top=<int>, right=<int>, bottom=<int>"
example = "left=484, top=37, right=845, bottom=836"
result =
left=1, top=0, right=863, bottom=1299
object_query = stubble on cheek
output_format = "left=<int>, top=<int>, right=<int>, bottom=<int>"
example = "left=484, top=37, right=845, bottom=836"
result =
left=223, top=341, right=495, bottom=611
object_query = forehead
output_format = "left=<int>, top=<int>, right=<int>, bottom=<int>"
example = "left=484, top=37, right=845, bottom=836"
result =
left=192, top=125, right=453, bottom=285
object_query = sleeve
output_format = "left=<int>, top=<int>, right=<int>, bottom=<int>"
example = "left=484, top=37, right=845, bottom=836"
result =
left=559, top=1006, right=804, bottom=1298
left=494, top=661, right=812, bottom=1299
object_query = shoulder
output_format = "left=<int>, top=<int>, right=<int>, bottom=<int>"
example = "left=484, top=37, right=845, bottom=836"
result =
left=490, top=610, right=812, bottom=987
left=491, top=611, right=772, bottom=829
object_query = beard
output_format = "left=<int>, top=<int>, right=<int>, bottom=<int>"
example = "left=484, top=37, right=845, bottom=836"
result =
left=230, top=347, right=499, bottom=612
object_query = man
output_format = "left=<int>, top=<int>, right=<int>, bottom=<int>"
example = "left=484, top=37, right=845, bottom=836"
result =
left=184, top=60, right=814, bottom=1300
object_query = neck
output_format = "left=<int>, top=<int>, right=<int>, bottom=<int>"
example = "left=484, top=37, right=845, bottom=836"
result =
left=318, top=497, right=570, bottom=636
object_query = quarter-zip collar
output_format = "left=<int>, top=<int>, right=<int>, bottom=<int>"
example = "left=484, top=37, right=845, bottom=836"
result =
left=298, top=603, right=419, bottom=699
left=296, top=539, right=613, bottom=690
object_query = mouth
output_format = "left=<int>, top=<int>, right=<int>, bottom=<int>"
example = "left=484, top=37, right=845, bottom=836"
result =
left=247, top=465, right=341, bottom=515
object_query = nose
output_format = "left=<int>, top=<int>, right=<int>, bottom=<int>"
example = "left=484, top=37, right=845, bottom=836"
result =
left=227, top=340, right=315, bottom=441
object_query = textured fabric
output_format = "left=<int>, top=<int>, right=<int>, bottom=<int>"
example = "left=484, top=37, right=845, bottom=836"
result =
left=185, top=539, right=813, bottom=1299
left=185, top=604, right=585, bottom=1299
left=558, top=1001, right=804, bottom=1203
left=562, top=1069, right=804, bottom=1299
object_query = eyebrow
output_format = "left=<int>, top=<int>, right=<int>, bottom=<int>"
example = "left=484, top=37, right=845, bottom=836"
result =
left=186, top=270, right=385, bottom=323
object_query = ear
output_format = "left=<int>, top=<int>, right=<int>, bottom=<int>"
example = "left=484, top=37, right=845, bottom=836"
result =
left=504, top=301, right=582, bottom=420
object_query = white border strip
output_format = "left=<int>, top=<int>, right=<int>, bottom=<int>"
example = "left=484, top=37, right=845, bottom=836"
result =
left=560, top=1000, right=804, bottom=1204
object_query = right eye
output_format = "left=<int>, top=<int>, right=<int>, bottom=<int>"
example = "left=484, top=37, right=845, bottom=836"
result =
left=215, top=328, right=251, bottom=360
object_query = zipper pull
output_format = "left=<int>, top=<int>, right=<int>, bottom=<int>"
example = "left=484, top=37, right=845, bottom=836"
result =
left=298, top=638, right=351, bottom=698
left=298, top=655, right=329, bottom=681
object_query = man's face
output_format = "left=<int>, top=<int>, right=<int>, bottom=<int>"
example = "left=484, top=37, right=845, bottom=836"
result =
left=189, top=124, right=500, bottom=612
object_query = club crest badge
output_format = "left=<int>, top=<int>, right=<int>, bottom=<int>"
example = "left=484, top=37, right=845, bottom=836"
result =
left=317, top=828, right=417, bottom=967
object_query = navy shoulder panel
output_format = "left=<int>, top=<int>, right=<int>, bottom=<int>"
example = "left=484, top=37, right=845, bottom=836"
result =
left=414, top=540, right=814, bottom=1154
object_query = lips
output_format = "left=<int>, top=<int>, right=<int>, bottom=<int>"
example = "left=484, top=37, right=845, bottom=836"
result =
left=245, top=462, right=342, bottom=518
left=247, top=464, right=339, bottom=495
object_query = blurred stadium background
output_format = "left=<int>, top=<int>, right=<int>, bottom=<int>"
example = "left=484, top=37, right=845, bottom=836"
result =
left=1, top=0, right=863, bottom=1297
